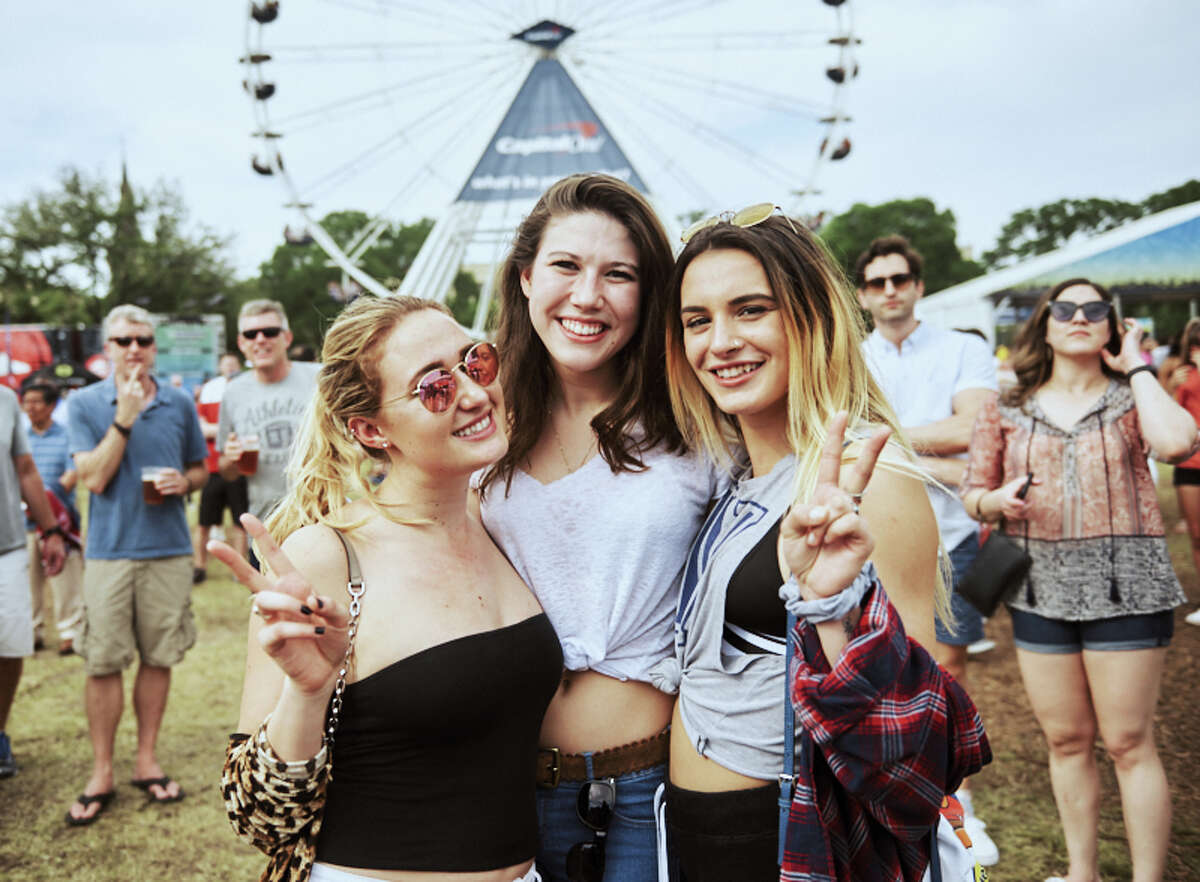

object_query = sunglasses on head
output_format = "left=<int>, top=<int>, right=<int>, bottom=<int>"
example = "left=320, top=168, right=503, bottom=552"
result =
left=863, top=272, right=916, bottom=292
left=109, top=335, right=154, bottom=348
left=1048, top=300, right=1112, bottom=323
left=241, top=326, right=284, bottom=340
left=680, top=202, right=798, bottom=244
left=566, top=777, right=616, bottom=882
left=404, top=341, right=499, bottom=414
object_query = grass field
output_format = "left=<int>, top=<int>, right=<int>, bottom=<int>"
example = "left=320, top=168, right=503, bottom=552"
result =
left=1, top=480, right=1197, bottom=881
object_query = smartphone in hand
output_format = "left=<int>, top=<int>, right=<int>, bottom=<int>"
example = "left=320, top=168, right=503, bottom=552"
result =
left=1016, top=472, right=1035, bottom=500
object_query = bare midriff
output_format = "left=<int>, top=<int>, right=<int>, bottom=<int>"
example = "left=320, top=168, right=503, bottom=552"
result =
left=539, top=669, right=674, bottom=754
left=668, top=701, right=769, bottom=792
left=318, top=858, right=534, bottom=881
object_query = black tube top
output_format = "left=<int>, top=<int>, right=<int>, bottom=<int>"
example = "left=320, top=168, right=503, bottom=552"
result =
left=316, top=612, right=562, bottom=871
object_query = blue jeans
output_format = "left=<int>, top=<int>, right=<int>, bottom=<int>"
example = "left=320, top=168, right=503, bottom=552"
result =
left=535, top=762, right=663, bottom=882
left=934, top=534, right=986, bottom=646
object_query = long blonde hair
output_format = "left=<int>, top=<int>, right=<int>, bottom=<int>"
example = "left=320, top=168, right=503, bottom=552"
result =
left=263, top=295, right=452, bottom=543
left=665, top=216, right=952, bottom=625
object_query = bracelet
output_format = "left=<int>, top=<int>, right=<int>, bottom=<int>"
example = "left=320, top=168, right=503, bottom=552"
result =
left=1125, top=364, right=1156, bottom=380
left=39, top=524, right=65, bottom=540
left=778, top=561, right=876, bottom=623
left=111, top=420, right=132, bottom=438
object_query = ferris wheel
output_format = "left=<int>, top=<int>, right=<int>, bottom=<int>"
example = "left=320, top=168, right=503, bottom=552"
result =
left=241, top=0, right=860, bottom=330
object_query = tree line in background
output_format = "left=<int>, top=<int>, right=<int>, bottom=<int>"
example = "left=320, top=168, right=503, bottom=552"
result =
left=1, top=167, right=1197, bottom=351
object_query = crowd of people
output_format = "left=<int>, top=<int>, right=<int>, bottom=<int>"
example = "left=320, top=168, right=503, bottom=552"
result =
left=1, top=173, right=1196, bottom=882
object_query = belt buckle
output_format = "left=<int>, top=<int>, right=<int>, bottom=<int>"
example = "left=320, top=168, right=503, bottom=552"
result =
left=539, top=747, right=561, bottom=789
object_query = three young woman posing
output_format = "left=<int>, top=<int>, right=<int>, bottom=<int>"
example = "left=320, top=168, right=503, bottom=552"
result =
left=220, top=178, right=989, bottom=882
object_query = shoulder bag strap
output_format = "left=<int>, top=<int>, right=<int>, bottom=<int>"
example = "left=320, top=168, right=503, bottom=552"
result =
left=777, top=610, right=797, bottom=866
left=325, top=528, right=366, bottom=749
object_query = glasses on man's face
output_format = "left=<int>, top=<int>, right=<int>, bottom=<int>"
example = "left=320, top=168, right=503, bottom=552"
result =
left=1048, top=300, right=1112, bottom=324
left=109, top=335, right=154, bottom=348
left=401, top=341, right=500, bottom=414
left=566, top=778, right=616, bottom=882
left=680, top=202, right=798, bottom=244
left=862, top=272, right=916, bottom=293
left=241, top=326, right=284, bottom=340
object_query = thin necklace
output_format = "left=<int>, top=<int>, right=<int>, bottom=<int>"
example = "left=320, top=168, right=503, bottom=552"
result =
left=550, top=414, right=595, bottom=474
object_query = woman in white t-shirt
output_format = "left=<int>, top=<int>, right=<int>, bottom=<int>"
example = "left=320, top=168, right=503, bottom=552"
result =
left=477, top=174, right=721, bottom=882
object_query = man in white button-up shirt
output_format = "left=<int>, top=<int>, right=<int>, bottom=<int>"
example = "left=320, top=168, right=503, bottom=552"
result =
left=856, top=235, right=1000, bottom=866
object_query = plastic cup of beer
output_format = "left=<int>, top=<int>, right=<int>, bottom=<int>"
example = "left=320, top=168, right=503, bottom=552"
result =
left=237, top=435, right=260, bottom=476
left=141, top=467, right=167, bottom=504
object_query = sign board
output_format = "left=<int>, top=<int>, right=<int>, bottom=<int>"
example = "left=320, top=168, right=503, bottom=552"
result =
left=152, top=315, right=227, bottom=393
left=458, top=58, right=647, bottom=202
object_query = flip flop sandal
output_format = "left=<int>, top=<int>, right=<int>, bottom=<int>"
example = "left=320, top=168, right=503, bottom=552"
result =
left=131, top=776, right=186, bottom=804
left=65, top=791, right=115, bottom=826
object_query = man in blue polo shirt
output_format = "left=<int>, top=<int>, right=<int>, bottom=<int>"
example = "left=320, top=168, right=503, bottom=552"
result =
left=65, top=305, right=207, bottom=826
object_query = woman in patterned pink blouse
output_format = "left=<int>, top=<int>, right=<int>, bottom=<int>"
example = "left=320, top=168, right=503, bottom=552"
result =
left=961, top=277, right=1197, bottom=882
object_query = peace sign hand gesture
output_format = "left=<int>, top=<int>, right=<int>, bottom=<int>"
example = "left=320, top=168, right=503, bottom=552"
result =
left=208, top=514, right=350, bottom=698
left=779, top=411, right=890, bottom=600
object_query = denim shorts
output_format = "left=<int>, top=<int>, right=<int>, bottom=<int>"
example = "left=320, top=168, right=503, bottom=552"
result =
left=1010, top=606, right=1174, bottom=654
left=934, top=534, right=986, bottom=646
left=535, top=761, right=663, bottom=882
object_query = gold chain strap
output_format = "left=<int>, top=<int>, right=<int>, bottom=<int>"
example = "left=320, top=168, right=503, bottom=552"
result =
left=325, top=572, right=365, bottom=747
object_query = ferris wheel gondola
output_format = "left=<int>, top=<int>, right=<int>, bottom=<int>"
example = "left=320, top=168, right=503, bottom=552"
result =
left=241, top=1, right=861, bottom=324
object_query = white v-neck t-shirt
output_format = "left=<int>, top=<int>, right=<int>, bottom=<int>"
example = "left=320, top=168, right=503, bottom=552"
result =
left=478, top=445, right=725, bottom=687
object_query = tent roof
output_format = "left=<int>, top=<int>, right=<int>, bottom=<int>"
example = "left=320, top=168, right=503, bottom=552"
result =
left=926, top=199, right=1200, bottom=308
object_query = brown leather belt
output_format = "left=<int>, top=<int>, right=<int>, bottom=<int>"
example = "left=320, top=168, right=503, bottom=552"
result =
left=535, top=729, right=669, bottom=788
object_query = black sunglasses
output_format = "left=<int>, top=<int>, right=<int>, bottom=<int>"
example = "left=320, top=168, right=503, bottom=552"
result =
left=108, top=335, right=154, bottom=348
left=241, top=326, right=284, bottom=340
left=862, top=272, right=916, bottom=292
left=1048, top=300, right=1112, bottom=323
left=566, top=778, right=616, bottom=882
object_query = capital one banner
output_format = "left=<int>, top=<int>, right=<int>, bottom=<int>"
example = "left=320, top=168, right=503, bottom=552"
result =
left=457, top=58, right=647, bottom=202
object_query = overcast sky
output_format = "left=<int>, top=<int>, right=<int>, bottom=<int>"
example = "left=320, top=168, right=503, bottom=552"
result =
left=3, top=1, right=1197, bottom=279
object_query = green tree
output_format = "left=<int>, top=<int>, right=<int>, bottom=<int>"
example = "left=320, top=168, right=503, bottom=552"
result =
left=0, top=166, right=237, bottom=325
left=818, top=198, right=983, bottom=293
left=253, top=212, right=484, bottom=347
left=1141, top=178, right=1200, bottom=215
left=982, top=198, right=1145, bottom=269
left=981, top=179, right=1200, bottom=270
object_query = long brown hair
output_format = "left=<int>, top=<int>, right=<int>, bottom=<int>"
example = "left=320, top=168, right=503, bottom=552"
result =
left=480, top=174, right=682, bottom=496
left=1004, top=277, right=1122, bottom=406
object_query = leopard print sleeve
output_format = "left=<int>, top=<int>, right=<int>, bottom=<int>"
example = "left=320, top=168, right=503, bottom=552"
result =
left=221, top=718, right=331, bottom=882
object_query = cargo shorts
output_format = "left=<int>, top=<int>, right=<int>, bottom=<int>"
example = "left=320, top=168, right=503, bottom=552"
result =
left=79, top=555, right=196, bottom=676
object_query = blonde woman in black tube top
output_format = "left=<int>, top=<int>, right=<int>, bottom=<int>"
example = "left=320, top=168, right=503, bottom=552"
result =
left=214, top=295, right=561, bottom=882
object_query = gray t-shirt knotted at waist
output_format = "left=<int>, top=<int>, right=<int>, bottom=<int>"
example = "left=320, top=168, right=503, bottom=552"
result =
left=650, top=453, right=801, bottom=781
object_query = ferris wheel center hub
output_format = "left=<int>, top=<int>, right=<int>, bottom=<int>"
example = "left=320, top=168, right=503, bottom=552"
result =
left=512, top=20, right=575, bottom=50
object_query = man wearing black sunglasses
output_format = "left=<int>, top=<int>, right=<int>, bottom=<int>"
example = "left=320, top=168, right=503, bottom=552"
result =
left=64, top=304, right=208, bottom=823
left=217, top=301, right=318, bottom=549
left=855, top=235, right=1000, bottom=866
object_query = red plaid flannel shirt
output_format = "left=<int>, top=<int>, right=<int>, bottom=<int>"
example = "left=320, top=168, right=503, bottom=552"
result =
left=780, top=582, right=991, bottom=881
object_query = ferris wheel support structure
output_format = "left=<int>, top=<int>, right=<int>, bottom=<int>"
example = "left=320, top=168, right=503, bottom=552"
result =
left=242, top=1, right=861, bottom=325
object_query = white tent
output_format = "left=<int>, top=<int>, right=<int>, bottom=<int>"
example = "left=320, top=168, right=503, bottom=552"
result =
left=917, top=200, right=1200, bottom=344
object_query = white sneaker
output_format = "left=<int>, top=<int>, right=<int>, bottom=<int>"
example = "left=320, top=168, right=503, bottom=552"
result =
left=966, top=638, right=997, bottom=656
left=962, top=814, right=999, bottom=866
left=1186, top=607, right=1200, bottom=626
